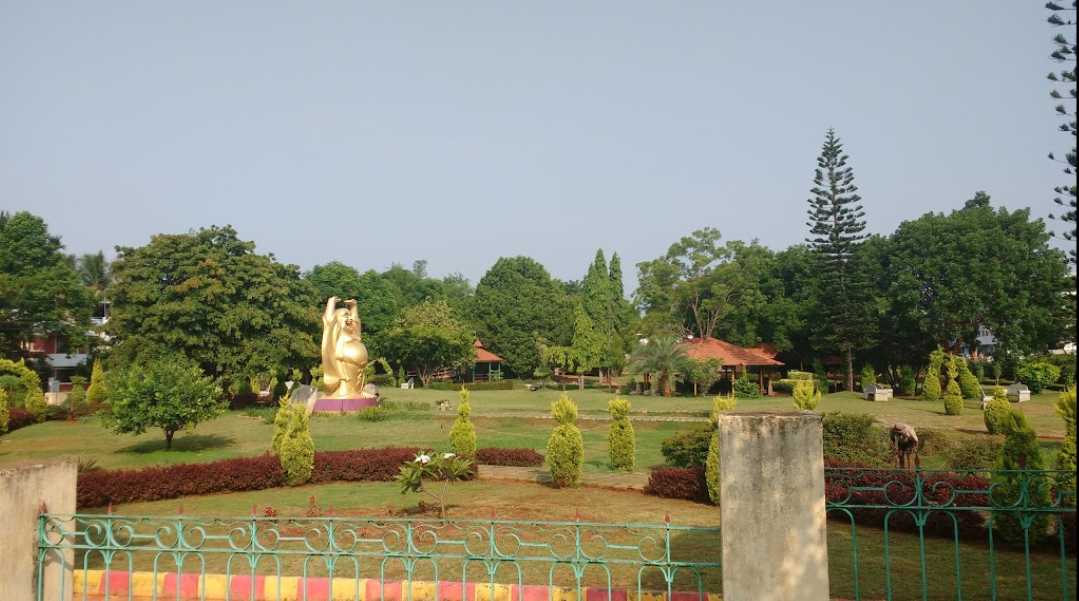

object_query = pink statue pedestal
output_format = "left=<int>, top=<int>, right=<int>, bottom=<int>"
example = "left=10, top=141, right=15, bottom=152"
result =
left=311, top=396, right=378, bottom=413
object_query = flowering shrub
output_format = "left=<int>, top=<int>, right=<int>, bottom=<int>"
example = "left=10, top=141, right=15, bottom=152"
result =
left=644, top=467, right=709, bottom=502
left=77, top=447, right=419, bottom=508
left=475, top=448, right=544, bottom=466
left=396, top=451, right=474, bottom=518
left=262, top=505, right=277, bottom=518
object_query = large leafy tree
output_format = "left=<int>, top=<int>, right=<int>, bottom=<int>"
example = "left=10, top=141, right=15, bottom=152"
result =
left=879, top=194, right=1071, bottom=361
left=383, top=299, right=474, bottom=386
left=0, top=211, right=94, bottom=357
left=636, top=232, right=803, bottom=356
left=580, top=250, right=632, bottom=376
left=542, top=304, right=605, bottom=389
left=805, top=129, right=876, bottom=391
left=305, top=262, right=401, bottom=358
left=105, top=356, right=225, bottom=449
left=1047, top=2, right=1077, bottom=265
left=636, top=228, right=728, bottom=339
left=108, top=226, right=319, bottom=386
left=470, top=256, right=573, bottom=376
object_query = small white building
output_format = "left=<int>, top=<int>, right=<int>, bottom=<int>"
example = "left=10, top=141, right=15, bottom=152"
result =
left=863, top=383, right=893, bottom=402
left=1006, top=383, right=1031, bottom=403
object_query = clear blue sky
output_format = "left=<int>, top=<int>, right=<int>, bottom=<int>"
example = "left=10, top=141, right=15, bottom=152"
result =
left=1, top=2, right=1068, bottom=291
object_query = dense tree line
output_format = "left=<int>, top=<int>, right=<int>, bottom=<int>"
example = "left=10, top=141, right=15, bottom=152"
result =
left=1, top=166, right=1072, bottom=393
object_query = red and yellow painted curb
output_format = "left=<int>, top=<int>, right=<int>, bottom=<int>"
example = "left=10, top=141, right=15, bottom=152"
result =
left=73, top=570, right=722, bottom=601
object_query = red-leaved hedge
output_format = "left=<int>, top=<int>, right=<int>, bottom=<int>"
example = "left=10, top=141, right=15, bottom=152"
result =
left=5, top=408, right=36, bottom=433
left=77, top=447, right=420, bottom=508
left=644, top=467, right=709, bottom=502
left=824, top=462, right=992, bottom=536
left=476, top=447, right=544, bottom=467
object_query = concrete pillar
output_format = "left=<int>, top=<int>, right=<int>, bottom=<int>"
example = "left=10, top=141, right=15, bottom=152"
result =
left=716, top=413, right=828, bottom=601
left=0, top=461, right=77, bottom=601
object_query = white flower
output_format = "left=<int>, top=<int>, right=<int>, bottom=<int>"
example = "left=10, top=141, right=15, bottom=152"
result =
left=415, top=454, right=431, bottom=464
left=442, top=453, right=456, bottom=459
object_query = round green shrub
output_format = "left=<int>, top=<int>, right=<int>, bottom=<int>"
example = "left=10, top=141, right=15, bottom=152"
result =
left=1015, top=360, right=1062, bottom=394
left=983, top=387, right=1012, bottom=435
left=957, top=357, right=981, bottom=400
left=546, top=393, right=583, bottom=487
left=660, top=428, right=711, bottom=468
left=450, top=387, right=477, bottom=459
left=859, top=364, right=876, bottom=392
left=822, top=412, right=890, bottom=466
left=923, top=349, right=944, bottom=401
left=704, top=395, right=732, bottom=504
left=271, top=396, right=292, bottom=456
left=0, top=388, right=8, bottom=434
left=946, top=436, right=1003, bottom=470
left=942, top=355, right=963, bottom=415
left=1054, top=387, right=1076, bottom=496
left=279, top=407, right=314, bottom=486
left=993, top=411, right=1050, bottom=544
left=792, top=379, right=821, bottom=411
left=86, top=359, right=108, bottom=404
left=607, top=397, right=635, bottom=471
left=733, top=373, right=761, bottom=399
left=943, top=394, right=964, bottom=416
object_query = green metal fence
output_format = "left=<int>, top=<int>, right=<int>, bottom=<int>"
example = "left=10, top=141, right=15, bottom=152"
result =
left=825, top=467, right=1077, bottom=601
left=35, top=513, right=722, bottom=601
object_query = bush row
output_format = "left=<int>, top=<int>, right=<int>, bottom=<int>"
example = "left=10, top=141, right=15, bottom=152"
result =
left=476, top=447, right=544, bottom=467
left=77, top=447, right=420, bottom=508
left=642, top=460, right=1033, bottom=540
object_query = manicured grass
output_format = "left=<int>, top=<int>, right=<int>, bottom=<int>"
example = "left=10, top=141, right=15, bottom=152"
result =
left=93, top=479, right=1075, bottom=601
left=0, top=411, right=688, bottom=472
left=1, top=388, right=1065, bottom=473
left=382, top=387, right=1068, bottom=437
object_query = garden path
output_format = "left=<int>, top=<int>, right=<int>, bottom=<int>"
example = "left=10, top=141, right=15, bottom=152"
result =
left=477, top=464, right=649, bottom=490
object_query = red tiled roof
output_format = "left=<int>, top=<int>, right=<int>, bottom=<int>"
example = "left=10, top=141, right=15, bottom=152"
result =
left=473, top=339, right=504, bottom=363
left=682, top=337, right=784, bottom=367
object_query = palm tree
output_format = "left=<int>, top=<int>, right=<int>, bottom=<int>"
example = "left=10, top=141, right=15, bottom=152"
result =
left=77, top=251, right=111, bottom=294
left=628, top=336, right=690, bottom=397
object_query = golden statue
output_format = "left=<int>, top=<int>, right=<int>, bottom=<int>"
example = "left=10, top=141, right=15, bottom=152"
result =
left=320, top=296, right=371, bottom=399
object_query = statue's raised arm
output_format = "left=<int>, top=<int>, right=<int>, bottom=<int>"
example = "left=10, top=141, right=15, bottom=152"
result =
left=316, top=296, right=371, bottom=405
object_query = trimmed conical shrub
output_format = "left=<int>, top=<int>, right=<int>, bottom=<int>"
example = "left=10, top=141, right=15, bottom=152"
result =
left=546, top=394, right=583, bottom=487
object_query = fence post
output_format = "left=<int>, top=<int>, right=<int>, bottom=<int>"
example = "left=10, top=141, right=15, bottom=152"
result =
left=0, top=460, right=77, bottom=601
left=716, top=412, right=828, bottom=601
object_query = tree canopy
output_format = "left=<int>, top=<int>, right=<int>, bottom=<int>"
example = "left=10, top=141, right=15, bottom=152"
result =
left=0, top=211, right=94, bottom=357
left=471, top=256, right=573, bottom=376
left=876, top=195, right=1071, bottom=361
left=383, top=299, right=474, bottom=386
left=805, top=129, right=875, bottom=391
left=108, top=225, right=320, bottom=386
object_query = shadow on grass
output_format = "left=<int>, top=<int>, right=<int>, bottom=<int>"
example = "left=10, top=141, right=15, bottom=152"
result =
left=119, top=433, right=236, bottom=455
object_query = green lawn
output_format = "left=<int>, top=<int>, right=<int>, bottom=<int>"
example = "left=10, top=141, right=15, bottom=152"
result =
left=0, top=411, right=686, bottom=472
left=0, top=388, right=1065, bottom=473
left=383, top=387, right=1068, bottom=437
left=86, top=479, right=1075, bottom=601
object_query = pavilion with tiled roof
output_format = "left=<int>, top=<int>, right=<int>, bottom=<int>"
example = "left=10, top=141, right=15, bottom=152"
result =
left=681, top=336, right=784, bottom=395
left=471, top=339, right=504, bottom=381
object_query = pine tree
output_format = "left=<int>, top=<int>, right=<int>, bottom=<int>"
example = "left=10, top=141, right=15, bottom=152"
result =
left=1047, top=2, right=1077, bottom=265
left=805, top=129, right=876, bottom=391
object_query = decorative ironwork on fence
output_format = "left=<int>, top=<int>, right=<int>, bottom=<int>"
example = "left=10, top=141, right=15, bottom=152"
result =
left=36, top=513, right=721, bottom=601
left=825, top=466, right=1077, bottom=601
